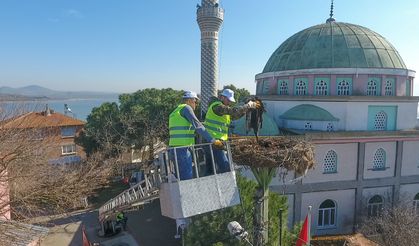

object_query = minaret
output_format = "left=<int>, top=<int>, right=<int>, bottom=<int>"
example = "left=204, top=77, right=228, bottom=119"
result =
left=197, top=0, right=224, bottom=114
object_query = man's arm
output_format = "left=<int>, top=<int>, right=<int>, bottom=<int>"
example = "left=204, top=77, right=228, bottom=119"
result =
left=213, top=103, right=252, bottom=120
left=181, top=105, right=214, bottom=142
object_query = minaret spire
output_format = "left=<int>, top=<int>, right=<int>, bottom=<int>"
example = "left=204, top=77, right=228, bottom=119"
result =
left=326, top=0, right=336, bottom=23
left=196, top=0, right=224, bottom=115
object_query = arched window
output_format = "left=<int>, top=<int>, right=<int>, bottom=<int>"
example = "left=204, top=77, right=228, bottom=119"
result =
left=374, top=111, right=387, bottom=130
left=385, top=80, right=393, bottom=96
left=367, top=80, right=378, bottom=96
left=414, top=193, right=419, bottom=214
left=326, top=122, right=334, bottom=132
left=318, top=199, right=336, bottom=227
left=278, top=80, right=289, bottom=95
left=368, top=195, right=384, bottom=217
left=315, top=80, right=328, bottom=96
left=373, top=148, right=386, bottom=170
left=337, top=80, right=351, bottom=96
left=304, top=122, right=312, bottom=131
left=295, top=80, right=307, bottom=96
left=324, top=150, right=337, bottom=173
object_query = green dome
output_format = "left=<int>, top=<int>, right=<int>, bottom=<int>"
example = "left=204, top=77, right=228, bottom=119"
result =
left=280, top=104, right=339, bottom=121
left=263, top=22, right=406, bottom=72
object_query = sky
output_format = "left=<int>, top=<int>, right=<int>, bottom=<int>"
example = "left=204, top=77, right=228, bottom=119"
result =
left=0, top=0, right=419, bottom=95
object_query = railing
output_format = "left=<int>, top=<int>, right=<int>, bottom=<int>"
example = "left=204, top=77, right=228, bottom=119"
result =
left=98, top=142, right=234, bottom=221
left=161, top=142, right=233, bottom=182
left=98, top=170, right=162, bottom=221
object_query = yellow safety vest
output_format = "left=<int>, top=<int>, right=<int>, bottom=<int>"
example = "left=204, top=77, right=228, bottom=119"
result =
left=169, top=104, right=195, bottom=147
left=204, top=101, right=231, bottom=141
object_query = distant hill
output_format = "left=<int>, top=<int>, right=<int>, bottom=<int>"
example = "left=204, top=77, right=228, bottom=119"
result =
left=0, top=85, right=119, bottom=100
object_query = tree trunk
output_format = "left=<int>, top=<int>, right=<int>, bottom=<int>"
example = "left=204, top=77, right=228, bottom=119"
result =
left=254, top=187, right=269, bottom=246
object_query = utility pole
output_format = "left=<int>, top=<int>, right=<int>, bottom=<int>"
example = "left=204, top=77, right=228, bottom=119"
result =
left=279, top=208, right=283, bottom=246
left=196, top=0, right=224, bottom=116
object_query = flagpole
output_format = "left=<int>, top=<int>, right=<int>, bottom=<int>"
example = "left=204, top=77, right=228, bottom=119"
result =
left=307, top=206, right=312, bottom=246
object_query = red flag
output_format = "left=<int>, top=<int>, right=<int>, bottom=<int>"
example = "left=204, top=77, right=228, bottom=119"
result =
left=82, top=225, right=91, bottom=246
left=296, top=215, right=309, bottom=246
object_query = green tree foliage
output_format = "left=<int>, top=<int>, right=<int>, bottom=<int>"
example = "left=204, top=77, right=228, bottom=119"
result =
left=221, top=84, right=251, bottom=104
left=184, top=174, right=288, bottom=246
left=76, top=102, right=124, bottom=157
left=76, top=88, right=183, bottom=157
left=118, top=88, right=183, bottom=149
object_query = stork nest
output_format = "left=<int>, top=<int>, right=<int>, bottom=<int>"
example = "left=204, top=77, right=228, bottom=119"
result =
left=230, top=137, right=315, bottom=174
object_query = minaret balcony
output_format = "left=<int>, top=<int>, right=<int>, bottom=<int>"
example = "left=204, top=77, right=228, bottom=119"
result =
left=197, top=6, right=224, bottom=20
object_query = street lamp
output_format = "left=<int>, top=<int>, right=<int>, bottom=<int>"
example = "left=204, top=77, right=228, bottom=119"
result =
left=227, top=221, right=253, bottom=246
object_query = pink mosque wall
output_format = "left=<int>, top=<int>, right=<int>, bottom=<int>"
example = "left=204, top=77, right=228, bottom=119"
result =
left=257, top=73, right=413, bottom=96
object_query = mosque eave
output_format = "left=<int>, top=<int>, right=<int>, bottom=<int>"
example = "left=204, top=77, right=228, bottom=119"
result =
left=258, top=95, right=419, bottom=103
left=255, top=67, right=416, bottom=80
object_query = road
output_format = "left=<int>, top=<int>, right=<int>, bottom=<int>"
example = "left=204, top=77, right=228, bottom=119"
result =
left=40, top=200, right=181, bottom=246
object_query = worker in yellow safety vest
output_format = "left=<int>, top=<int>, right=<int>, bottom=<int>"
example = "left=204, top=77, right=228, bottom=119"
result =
left=169, top=90, right=223, bottom=180
left=204, top=89, right=261, bottom=173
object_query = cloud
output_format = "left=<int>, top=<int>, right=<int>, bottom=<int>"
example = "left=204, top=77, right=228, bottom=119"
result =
left=65, top=9, right=83, bottom=19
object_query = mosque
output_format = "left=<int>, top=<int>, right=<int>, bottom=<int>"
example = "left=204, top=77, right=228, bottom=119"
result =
left=236, top=4, right=419, bottom=236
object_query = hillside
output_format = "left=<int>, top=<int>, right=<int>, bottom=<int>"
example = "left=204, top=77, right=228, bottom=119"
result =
left=0, top=85, right=119, bottom=100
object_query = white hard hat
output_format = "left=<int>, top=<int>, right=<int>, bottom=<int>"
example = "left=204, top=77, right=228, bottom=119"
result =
left=182, top=91, right=199, bottom=100
left=221, top=89, right=236, bottom=102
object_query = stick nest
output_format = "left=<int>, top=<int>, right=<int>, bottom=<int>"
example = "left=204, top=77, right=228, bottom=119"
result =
left=230, top=137, right=315, bottom=174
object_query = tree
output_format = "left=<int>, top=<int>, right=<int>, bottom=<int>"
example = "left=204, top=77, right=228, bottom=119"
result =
left=184, top=174, right=289, bottom=246
left=359, top=199, right=419, bottom=246
left=77, top=88, right=183, bottom=161
left=0, top=104, right=116, bottom=242
left=76, top=102, right=125, bottom=157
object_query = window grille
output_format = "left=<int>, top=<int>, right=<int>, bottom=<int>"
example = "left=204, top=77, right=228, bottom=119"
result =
left=367, top=80, right=378, bottom=96
left=295, top=80, right=307, bottom=96
left=324, top=150, right=337, bottom=173
left=374, top=111, right=387, bottom=130
left=385, top=80, right=393, bottom=96
left=315, top=80, right=328, bottom=96
left=304, top=122, right=312, bottom=131
left=326, top=122, right=333, bottom=132
left=373, top=148, right=386, bottom=170
left=337, top=80, right=350, bottom=96
left=278, top=80, right=288, bottom=95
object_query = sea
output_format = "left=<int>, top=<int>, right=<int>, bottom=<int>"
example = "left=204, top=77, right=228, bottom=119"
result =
left=0, top=97, right=118, bottom=121
left=1, top=98, right=419, bottom=121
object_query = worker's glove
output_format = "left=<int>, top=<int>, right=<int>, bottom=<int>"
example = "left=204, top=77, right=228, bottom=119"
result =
left=246, top=101, right=257, bottom=109
left=255, top=100, right=262, bottom=109
left=213, top=139, right=225, bottom=150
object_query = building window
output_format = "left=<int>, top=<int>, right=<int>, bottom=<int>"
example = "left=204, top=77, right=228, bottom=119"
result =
left=373, top=148, right=386, bottom=170
left=326, top=122, right=334, bottom=132
left=414, top=193, right=419, bottom=214
left=368, top=195, right=384, bottom=217
left=315, top=80, right=329, bottom=96
left=262, top=80, right=270, bottom=94
left=337, top=80, right=351, bottom=96
left=323, top=150, right=337, bottom=173
left=374, top=111, right=387, bottom=130
left=62, top=144, right=76, bottom=155
left=318, top=199, right=336, bottom=228
left=295, top=80, right=307, bottom=96
left=61, top=126, right=77, bottom=137
left=385, top=79, right=394, bottom=96
left=278, top=80, right=289, bottom=95
left=366, top=80, right=378, bottom=96
left=304, top=122, right=312, bottom=131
